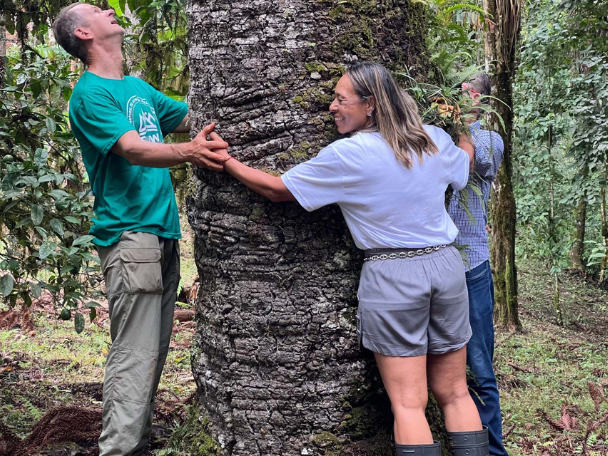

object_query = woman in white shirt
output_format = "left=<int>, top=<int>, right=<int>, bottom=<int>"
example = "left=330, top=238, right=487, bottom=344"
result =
left=216, top=62, right=489, bottom=456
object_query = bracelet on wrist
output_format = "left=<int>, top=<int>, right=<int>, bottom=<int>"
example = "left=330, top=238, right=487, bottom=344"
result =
left=223, top=156, right=234, bottom=163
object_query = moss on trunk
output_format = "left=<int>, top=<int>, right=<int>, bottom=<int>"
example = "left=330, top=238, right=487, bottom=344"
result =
left=186, top=0, right=447, bottom=453
left=484, top=0, right=521, bottom=329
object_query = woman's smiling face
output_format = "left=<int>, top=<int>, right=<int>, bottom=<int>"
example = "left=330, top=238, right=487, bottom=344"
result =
left=329, top=74, right=373, bottom=134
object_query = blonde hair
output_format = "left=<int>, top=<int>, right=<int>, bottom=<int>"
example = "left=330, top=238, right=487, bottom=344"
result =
left=346, top=62, right=438, bottom=167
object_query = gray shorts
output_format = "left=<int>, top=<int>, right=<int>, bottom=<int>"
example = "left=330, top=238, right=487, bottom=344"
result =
left=356, top=246, right=471, bottom=357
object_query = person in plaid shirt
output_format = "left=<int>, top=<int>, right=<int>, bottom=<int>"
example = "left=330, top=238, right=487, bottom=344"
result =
left=448, top=73, right=508, bottom=456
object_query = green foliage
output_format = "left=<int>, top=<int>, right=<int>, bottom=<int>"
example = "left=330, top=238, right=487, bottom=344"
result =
left=160, top=406, right=220, bottom=455
left=110, top=0, right=189, bottom=96
left=503, top=260, right=608, bottom=453
left=569, top=55, right=608, bottom=179
left=400, top=60, right=501, bottom=151
left=3, top=0, right=189, bottom=96
left=0, top=46, right=102, bottom=328
left=585, top=239, right=608, bottom=268
left=514, top=0, right=608, bottom=279
left=0, top=0, right=191, bottom=329
left=416, top=0, right=486, bottom=69
left=406, top=0, right=500, bottom=139
left=0, top=0, right=71, bottom=43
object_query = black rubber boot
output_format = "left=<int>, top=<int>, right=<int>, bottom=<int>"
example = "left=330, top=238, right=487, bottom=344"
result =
left=447, top=426, right=490, bottom=456
left=395, top=441, right=442, bottom=455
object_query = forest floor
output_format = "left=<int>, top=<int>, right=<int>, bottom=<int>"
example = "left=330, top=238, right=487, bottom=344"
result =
left=1, top=235, right=608, bottom=455
left=496, top=263, right=608, bottom=455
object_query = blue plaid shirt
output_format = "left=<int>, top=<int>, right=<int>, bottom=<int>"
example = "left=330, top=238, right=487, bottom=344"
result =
left=448, top=121, right=504, bottom=271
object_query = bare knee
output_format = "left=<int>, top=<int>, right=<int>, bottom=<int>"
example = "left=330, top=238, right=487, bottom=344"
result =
left=391, top=391, right=429, bottom=418
left=430, top=381, right=470, bottom=409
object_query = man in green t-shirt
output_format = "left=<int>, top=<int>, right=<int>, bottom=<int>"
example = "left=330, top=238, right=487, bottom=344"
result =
left=53, top=3, right=227, bottom=454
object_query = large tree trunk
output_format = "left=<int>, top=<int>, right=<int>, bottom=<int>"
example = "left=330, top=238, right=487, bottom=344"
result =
left=484, top=0, right=521, bottom=329
left=186, top=1, right=436, bottom=455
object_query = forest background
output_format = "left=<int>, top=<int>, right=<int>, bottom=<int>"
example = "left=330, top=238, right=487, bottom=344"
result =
left=1, top=0, right=608, bottom=454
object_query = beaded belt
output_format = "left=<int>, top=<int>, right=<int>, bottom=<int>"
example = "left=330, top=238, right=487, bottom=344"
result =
left=363, top=244, right=449, bottom=261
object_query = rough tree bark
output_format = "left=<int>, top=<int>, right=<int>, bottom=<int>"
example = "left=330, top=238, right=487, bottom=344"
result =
left=186, top=1, right=439, bottom=455
left=484, top=0, right=521, bottom=328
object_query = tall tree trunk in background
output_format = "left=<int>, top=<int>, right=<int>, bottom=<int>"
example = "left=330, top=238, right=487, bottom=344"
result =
left=484, top=0, right=521, bottom=328
left=569, top=195, right=587, bottom=272
left=568, top=61, right=587, bottom=274
left=186, top=1, right=437, bottom=455
left=600, top=185, right=608, bottom=282
left=0, top=21, right=6, bottom=86
left=547, top=127, right=562, bottom=325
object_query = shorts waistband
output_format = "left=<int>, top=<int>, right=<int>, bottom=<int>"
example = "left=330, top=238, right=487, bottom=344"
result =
left=363, top=244, right=449, bottom=261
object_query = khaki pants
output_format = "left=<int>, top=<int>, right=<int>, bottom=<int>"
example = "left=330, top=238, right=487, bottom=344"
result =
left=97, top=231, right=180, bottom=456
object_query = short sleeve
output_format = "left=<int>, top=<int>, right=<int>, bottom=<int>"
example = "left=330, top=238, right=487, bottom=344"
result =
left=69, top=93, right=136, bottom=157
left=149, top=86, right=189, bottom=136
left=435, top=129, right=470, bottom=190
left=281, top=145, right=344, bottom=212
left=475, top=130, right=504, bottom=180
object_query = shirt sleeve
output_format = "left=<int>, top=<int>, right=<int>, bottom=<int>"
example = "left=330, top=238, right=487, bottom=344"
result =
left=436, top=128, right=470, bottom=190
left=149, top=84, right=189, bottom=136
left=69, top=92, right=136, bottom=157
left=281, top=145, right=344, bottom=212
left=471, top=125, right=505, bottom=180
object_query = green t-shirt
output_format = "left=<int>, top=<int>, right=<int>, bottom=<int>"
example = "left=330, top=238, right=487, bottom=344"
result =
left=69, top=72, right=188, bottom=246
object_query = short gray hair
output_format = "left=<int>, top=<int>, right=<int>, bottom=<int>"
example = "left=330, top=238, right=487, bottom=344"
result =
left=53, top=3, right=90, bottom=64
left=468, top=73, right=492, bottom=97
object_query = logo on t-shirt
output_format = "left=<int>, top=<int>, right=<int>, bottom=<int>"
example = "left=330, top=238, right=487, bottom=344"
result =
left=126, top=96, right=162, bottom=143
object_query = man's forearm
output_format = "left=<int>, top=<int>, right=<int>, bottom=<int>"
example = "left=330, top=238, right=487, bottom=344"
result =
left=118, top=140, right=193, bottom=168
left=111, top=127, right=227, bottom=171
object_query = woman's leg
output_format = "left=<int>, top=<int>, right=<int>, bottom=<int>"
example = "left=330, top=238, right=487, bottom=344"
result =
left=375, top=352, right=433, bottom=444
left=427, top=346, right=482, bottom=432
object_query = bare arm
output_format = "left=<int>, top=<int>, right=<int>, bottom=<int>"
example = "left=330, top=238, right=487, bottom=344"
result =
left=112, top=123, right=228, bottom=171
left=171, top=114, right=191, bottom=134
left=458, top=134, right=475, bottom=173
left=217, top=152, right=295, bottom=202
